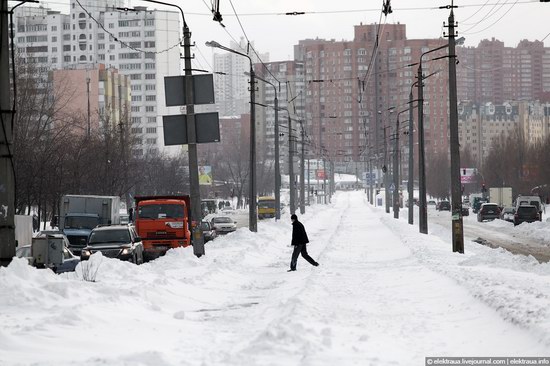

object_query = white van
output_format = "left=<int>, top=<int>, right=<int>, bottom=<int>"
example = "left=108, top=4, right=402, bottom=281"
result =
left=515, top=195, right=544, bottom=221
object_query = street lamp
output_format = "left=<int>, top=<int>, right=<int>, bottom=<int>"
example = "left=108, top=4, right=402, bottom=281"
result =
left=251, top=73, right=281, bottom=220
left=416, top=37, right=465, bottom=235
left=394, top=109, right=409, bottom=219
left=206, top=40, right=257, bottom=232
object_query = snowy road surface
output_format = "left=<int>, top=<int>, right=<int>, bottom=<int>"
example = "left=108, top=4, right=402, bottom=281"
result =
left=1, top=191, right=550, bottom=365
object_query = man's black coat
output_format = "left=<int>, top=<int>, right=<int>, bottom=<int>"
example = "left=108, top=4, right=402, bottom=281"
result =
left=291, top=220, right=309, bottom=246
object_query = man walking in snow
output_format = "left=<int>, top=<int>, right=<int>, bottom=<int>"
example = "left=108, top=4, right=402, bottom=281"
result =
left=289, top=214, right=319, bottom=271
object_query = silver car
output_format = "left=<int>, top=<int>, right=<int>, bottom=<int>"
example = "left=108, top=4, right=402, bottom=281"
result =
left=210, top=216, right=237, bottom=235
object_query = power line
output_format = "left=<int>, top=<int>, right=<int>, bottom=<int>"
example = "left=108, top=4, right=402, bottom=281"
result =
left=463, top=0, right=521, bottom=35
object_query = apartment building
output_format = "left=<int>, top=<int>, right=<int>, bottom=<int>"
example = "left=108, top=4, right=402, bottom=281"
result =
left=295, top=23, right=453, bottom=175
left=13, top=0, right=181, bottom=156
left=50, top=64, right=131, bottom=134
left=458, top=101, right=550, bottom=165
left=254, top=60, right=305, bottom=168
left=457, top=38, right=550, bottom=104
left=212, top=38, right=269, bottom=117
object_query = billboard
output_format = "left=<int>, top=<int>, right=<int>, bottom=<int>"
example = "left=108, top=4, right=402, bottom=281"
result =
left=199, top=165, right=213, bottom=185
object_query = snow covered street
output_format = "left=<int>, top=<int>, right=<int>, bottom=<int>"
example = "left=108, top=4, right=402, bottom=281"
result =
left=1, top=191, right=550, bottom=366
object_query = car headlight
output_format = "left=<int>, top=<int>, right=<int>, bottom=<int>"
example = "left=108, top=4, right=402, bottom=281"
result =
left=82, top=249, right=92, bottom=256
left=122, top=248, right=132, bottom=255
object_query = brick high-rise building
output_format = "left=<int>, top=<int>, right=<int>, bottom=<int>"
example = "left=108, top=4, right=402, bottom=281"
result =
left=295, top=23, right=453, bottom=176
left=457, top=38, right=550, bottom=104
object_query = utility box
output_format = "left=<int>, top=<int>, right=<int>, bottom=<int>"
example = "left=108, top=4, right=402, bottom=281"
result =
left=32, top=235, right=64, bottom=266
left=32, top=237, right=48, bottom=265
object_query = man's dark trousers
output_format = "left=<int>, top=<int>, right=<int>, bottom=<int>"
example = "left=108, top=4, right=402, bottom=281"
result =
left=290, top=243, right=317, bottom=270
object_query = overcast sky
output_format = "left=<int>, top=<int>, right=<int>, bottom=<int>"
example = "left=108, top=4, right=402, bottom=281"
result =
left=41, top=0, right=549, bottom=68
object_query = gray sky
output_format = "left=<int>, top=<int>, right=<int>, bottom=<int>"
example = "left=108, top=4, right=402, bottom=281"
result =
left=40, top=0, right=549, bottom=67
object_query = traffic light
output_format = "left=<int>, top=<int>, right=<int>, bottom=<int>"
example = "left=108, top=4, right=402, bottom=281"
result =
left=463, top=168, right=466, bottom=175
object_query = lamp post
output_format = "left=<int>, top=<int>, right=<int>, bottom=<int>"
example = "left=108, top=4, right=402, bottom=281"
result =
left=408, top=84, right=416, bottom=225
left=416, top=37, right=464, bottom=235
left=206, top=40, right=257, bottom=232
left=252, top=74, right=280, bottom=220
left=394, top=109, right=409, bottom=219
left=417, top=45, right=447, bottom=234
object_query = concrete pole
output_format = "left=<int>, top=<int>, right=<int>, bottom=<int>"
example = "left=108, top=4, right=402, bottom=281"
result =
left=274, top=93, right=280, bottom=220
left=408, top=90, right=415, bottom=225
left=417, top=65, right=428, bottom=234
left=300, top=123, right=305, bottom=214
left=249, top=67, right=257, bottom=232
left=183, top=23, right=202, bottom=227
left=288, top=116, right=295, bottom=214
left=448, top=8, right=464, bottom=253
left=0, top=0, right=16, bottom=266
left=393, top=116, right=400, bottom=219
left=384, top=127, right=390, bottom=213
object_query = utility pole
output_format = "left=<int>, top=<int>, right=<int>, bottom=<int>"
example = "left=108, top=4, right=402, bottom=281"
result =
left=182, top=18, right=202, bottom=227
left=417, top=65, right=428, bottom=234
left=274, top=89, right=280, bottom=220
left=369, top=158, right=374, bottom=204
left=86, top=75, right=91, bottom=137
left=446, top=3, right=464, bottom=253
left=394, top=111, right=408, bottom=219
left=288, top=115, right=295, bottom=214
left=408, top=89, right=415, bottom=225
left=300, top=122, right=305, bottom=214
left=0, top=0, right=15, bottom=266
left=249, top=68, right=257, bottom=231
left=383, top=126, right=390, bottom=213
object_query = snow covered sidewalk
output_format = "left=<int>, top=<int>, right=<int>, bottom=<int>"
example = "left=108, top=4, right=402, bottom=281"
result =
left=0, top=191, right=549, bottom=366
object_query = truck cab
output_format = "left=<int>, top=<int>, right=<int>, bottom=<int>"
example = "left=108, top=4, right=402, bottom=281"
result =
left=257, top=196, right=276, bottom=219
left=133, top=196, right=191, bottom=260
left=62, top=213, right=100, bottom=254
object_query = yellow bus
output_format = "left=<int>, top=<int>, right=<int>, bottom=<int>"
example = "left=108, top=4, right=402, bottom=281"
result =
left=257, top=196, right=276, bottom=219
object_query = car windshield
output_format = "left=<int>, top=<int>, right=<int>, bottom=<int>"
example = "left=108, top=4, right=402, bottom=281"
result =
left=213, top=217, right=232, bottom=223
left=88, top=229, right=130, bottom=245
left=518, top=206, right=537, bottom=214
left=258, top=201, right=275, bottom=209
left=200, top=222, right=210, bottom=231
left=16, top=246, right=31, bottom=258
left=138, top=204, right=185, bottom=219
left=64, top=216, right=99, bottom=230
left=504, top=208, right=514, bottom=213
left=482, top=205, right=498, bottom=211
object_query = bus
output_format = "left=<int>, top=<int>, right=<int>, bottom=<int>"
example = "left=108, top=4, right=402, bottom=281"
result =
left=257, top=196, right=276, bottom=219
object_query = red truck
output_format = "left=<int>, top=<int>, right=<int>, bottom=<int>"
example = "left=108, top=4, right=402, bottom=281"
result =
left=133, top=196, right=192, bottom=260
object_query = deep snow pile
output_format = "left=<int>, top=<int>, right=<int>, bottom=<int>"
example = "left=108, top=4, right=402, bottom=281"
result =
left=1, top=191, right=549, bottom=366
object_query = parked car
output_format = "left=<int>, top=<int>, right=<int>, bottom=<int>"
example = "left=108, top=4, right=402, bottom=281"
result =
left=461, top=206, right=469, bottom=216
left=200, top=221, right=217, bottom=243
left=437, top=201, right=451, bottom=211
left=81, top=225, right=144, bottom=264
left=513, top=205, right=540, bottom=226
left=16, top=235, right=80, bottom=274
left=515, top=195, right=543, bottom=221
left=210, top=216, right=237, bottom=235
left=427, top=200, right=437, bottom=207
left=477, top=203, right=500, bottom=222
left=500, top=207, right=515, bottom=222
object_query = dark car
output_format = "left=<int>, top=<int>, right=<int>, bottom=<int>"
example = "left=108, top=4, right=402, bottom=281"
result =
left=200, top=221, right=217, bottom=243
left=437, top=201, right=451, bottom=211
left=81, top=225, right=144, bottom=264
left=513, top=205, right=540, bottom=226
left=477, top=203, right=500, bottom=222
left=461, top=206, right=469, bottom=216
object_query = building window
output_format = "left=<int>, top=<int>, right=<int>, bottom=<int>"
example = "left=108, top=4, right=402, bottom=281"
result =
left=146, top=127, right=157, bottom=134
left=145, top=106, right=155, bottom=112
left=145, top=95, right=156, bottom=101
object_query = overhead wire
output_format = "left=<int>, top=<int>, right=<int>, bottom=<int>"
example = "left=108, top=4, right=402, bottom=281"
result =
left=462, top=0, right=521, bottom=35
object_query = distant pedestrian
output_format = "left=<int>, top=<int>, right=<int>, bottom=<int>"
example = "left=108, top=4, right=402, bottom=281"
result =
left=288, top=214, right=319, bottom=271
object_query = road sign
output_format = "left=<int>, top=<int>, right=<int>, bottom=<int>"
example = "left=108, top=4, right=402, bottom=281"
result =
left=389, top=183, right=395, bottom=193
